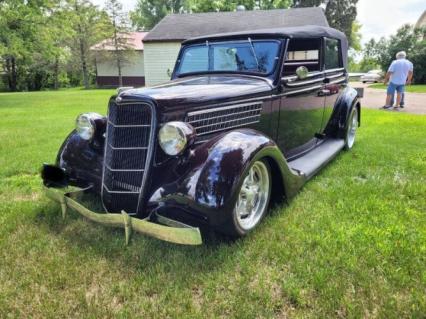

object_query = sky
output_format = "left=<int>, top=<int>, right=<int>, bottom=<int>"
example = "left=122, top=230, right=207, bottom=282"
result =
left=92, top=0, right=425, bottom=44
left=357, top=0, right=425, bottom=44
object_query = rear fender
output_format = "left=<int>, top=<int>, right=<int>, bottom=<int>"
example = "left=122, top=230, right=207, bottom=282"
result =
left=325, top=86, right=360, bottom=137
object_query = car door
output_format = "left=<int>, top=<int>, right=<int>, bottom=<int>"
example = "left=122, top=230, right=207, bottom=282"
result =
left=320, top=37, right=347, bottom=133
left=276, top=38, right=326, bottom=159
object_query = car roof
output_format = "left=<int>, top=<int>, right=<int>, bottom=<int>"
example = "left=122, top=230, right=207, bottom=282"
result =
left=182, top=25, right=347, bottom=44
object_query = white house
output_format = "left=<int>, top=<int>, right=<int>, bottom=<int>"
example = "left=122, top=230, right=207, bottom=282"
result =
left=91, top=32, right=148, bottom=87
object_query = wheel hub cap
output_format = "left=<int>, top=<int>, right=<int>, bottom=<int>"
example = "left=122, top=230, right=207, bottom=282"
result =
left=235, top=161, right=270, bottom=230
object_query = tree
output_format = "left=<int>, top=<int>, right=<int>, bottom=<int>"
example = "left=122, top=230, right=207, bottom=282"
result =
left=67, top=0, right=110, bottom=89
left=351, top=38, right=382, bottom=72
left=104, top=0, right=134, bottom=87
left=293, top=0, right=359, bottom=48
left=0, top=0, right=56, bottom=91
left=131, top=0, right=186, bottom=30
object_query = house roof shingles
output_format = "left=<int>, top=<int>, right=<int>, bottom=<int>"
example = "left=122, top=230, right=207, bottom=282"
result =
left=143, top=7, right=329, bottom=42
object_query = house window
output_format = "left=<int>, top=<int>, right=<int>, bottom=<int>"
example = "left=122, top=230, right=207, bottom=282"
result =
left=324, top=38, right=341, bottom=69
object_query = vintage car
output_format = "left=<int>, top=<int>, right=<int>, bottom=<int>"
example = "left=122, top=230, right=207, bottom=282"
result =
left=42, top=26, right=361, bottom=245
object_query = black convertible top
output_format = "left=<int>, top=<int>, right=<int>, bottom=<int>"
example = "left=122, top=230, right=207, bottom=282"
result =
left=183, top=25, right=348, bottom=68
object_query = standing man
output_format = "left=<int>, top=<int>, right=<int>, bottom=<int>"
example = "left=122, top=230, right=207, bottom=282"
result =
left=382, top=51, right=413, bottom=110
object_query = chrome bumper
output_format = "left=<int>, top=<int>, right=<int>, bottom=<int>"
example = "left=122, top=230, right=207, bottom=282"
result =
left=44, top=186, right=202, bottom=245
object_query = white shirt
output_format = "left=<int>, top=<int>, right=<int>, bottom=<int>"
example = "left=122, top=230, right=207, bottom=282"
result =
left=388, top=59, right=413, bottom=85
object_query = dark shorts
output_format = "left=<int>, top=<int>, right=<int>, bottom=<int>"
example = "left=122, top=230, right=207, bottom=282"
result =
left=387, top=82, right=405, bottom=95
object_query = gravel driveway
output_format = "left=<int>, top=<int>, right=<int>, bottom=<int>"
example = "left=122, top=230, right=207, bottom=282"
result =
left=352, top=82, right=426, bottom=115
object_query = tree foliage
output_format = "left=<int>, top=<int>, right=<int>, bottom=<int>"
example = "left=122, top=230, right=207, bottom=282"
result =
left=130, top=0, right=187, bottom=30
left=293, top=0, right=359, bottom=48
left=0, top=0, right=110, bottom=91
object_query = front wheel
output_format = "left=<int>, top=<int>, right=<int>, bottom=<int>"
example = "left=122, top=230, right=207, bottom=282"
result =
left=221, top=159, right=272, bottom=237
left=344, top=107, right=358, bottom=150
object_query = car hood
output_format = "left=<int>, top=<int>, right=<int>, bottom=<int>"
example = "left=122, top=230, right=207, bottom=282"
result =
left=118, top=75, right=273, bottom=111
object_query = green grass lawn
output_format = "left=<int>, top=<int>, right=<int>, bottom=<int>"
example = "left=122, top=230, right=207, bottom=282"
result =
left=369, top=83, right=426, bottom=93
left=0, top=90, right=425, bottom=318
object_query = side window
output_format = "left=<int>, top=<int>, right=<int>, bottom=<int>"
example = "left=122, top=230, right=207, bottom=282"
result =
left=324, top=38, right=341, bottom=70
left=282, top=38, right=322, bottom=76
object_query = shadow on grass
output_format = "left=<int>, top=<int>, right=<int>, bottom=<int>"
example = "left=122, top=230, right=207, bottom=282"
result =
left=33, top=199, right=255, bottom=277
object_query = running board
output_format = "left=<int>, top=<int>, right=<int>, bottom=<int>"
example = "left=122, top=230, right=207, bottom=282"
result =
left=288, top=139, right=345, bottom=179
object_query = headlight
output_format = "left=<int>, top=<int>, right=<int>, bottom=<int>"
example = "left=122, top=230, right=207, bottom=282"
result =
left=158, top=122, right=195, bottom=156
left=76, top=113, right=102, bottom=141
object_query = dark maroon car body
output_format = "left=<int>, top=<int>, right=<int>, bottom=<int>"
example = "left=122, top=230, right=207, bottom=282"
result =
left=42, top=26, right=360, bottom=233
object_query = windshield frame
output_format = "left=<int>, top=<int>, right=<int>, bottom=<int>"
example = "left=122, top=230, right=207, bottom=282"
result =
left=174, top=38, right=284, bottom=78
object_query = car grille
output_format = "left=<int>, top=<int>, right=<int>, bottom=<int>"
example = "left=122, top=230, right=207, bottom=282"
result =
left=186, top=102, right=262, bottom=136
left=101, top=100, right=155, bottom=214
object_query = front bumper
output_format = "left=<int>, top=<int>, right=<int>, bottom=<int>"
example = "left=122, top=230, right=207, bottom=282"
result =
left=44, top=185, right=202, bottom=245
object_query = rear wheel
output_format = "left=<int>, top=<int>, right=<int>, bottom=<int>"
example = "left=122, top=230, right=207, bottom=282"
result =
left=344, top=107, right=358, bottom=150
left=221, top=159, right=272, bottom=237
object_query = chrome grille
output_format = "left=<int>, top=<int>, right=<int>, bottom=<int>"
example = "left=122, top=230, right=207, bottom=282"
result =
left=101, top=101, right=155, bottom=214
left=186, top=102, right=262, bottom=136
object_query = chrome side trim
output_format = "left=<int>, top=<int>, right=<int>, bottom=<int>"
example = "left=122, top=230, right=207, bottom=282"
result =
left=282, top=71, right=322, bottom=82
left=325, top=68, right=345, bottom=74
left=281, top=85, right=323, bottom=96
left=329, top=77, right=347, bottom=85
left=187, top=101, right=262, bottom=116
left=325, top=72, right=345, bottom=79
left=285, top=77, right=325, bottom=87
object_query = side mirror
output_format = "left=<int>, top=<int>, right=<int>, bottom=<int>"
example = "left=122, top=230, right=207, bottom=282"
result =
left=295, top=66, right=309, bottom=80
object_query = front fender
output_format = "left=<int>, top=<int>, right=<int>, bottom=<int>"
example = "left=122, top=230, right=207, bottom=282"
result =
left=55, top=130, right=105, bottom=192
left=149, top=129, right=303, bottom=226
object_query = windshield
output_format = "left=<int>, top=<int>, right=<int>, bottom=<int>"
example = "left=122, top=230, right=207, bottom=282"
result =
left=176, top=39, right=281, bottom=76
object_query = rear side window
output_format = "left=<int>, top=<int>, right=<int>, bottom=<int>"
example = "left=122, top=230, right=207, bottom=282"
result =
left=282, top=38, right=322, bottom=76
left=324, top=38, right=341, bottom=69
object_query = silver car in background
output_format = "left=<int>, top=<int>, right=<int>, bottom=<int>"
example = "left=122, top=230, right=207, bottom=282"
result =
left=360, top=69, right=383, bottom=83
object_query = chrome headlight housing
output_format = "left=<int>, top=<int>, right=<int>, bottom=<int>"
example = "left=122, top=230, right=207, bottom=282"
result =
left=158, top=122, right=195, bottom=156
left=76, top=113, right=103, bottom=141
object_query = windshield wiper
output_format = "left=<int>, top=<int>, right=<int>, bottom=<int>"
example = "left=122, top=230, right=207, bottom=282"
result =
left=247, top=37, right=260, bottom=72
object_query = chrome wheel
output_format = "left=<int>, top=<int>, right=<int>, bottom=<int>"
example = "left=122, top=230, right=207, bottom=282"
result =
left=346, top=108, right=358, bottom=149
left=234, top=160, right=271, bottom=231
